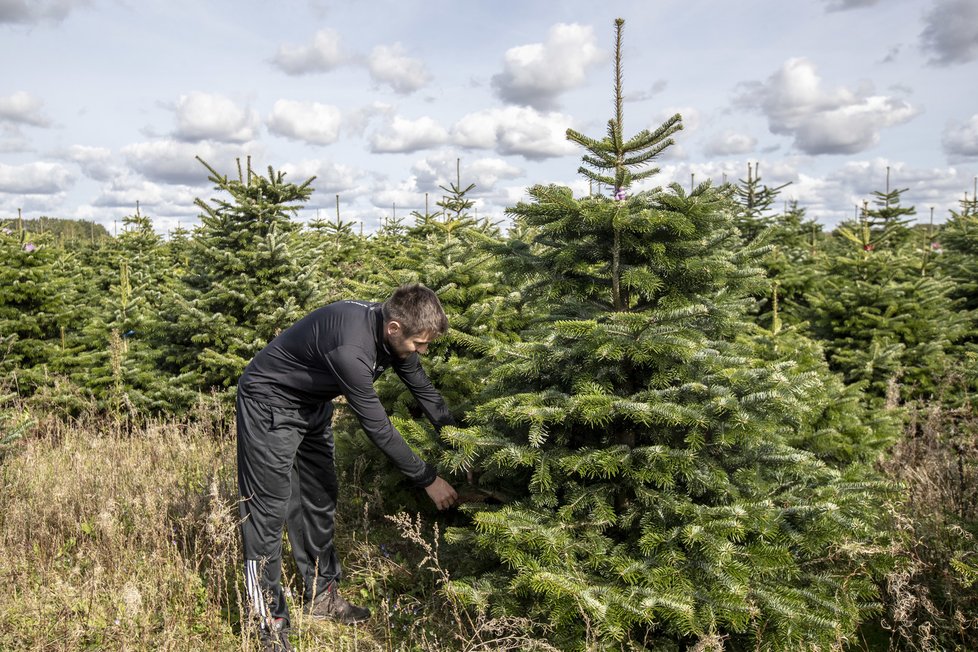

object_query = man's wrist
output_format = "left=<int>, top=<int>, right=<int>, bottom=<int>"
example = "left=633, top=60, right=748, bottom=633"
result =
left=413, top=461, right=438, bottom=488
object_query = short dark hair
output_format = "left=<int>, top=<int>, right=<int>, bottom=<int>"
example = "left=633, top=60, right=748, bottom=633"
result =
left=381, top=284, right=449, bottom=337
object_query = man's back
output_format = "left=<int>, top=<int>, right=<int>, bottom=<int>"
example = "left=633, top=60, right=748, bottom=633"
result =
left=239, top=300, right=388, bottom=408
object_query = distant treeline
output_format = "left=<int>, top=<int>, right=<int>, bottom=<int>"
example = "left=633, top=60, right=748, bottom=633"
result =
left=2, top=215, right=111, bottom=242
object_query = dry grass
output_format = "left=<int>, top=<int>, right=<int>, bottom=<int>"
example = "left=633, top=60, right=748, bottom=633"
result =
left=0, top=411, right=242, bottom=650
left=874, top=400, right=978, bottom=652
left=0, top=403, right=559, bottom=651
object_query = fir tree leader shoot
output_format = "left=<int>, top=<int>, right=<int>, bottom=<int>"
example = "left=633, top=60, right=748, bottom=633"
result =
left=235, top=284, right=458, bottom=649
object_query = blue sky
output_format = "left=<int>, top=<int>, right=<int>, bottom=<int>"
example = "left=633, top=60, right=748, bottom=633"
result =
left=1, top=0, right=977, bottom=234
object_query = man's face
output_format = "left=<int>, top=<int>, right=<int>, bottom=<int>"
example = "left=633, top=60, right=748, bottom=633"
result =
left=384, top=321, right=437, bottom=359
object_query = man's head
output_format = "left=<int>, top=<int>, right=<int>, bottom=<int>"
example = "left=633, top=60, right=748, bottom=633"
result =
left=381, top=284, right=448, bottom=359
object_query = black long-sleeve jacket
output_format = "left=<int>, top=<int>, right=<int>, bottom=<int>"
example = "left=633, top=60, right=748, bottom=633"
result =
left=237, top=300, right=453, bottom=487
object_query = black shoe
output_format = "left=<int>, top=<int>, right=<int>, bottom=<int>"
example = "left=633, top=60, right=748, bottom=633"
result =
left=260, top=617, right=294, bottom=651
left=305, top=582, right=371, bottom=624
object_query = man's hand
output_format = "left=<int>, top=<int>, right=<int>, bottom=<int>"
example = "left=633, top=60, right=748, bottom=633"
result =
left=425, top=476, right=458, bottom=510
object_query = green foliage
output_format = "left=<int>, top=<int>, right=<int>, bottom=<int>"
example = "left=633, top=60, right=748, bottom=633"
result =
left=0, top=225, right=65, bottom=392
left=441, top=23, right=894, bottom=648
left=66, top=211, right=184, bottom=415
left=155, top=158, right=318, bottom=400
left=730, top=162, right=791, bottom=244
left=19, top=215, right=111, bottom=245
left=800, top=179, right=969, bottom=403
left=937, top=183, right=978, bottom=313
left=305, top=196, right=367, bottom=305
left=447, top=181, right=893, bottom=650
left=341, top=162, right=529, bottom=507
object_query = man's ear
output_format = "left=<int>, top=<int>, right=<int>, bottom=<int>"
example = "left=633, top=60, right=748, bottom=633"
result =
left=385, top=320, right=403, bottom=336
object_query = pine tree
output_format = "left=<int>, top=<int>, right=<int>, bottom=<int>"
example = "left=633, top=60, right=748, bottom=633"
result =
left=305, top=195, right=366, bottom=305
left=67, top=210, right=181, bottom=416
left=0, top=219, right=63, bottom=393
left=858, top=166, right=915, bottom=249
left=937, top=178, right=978, bottom=312
left=731, top=162, right=790, bottom=244
left=801, top=174, right=969, bottom=403
left=442, top=20, right=893, bottom=650
left=760, top=200, right=826, bottom=330
left=155, top=158, right=318, bottom=401
left=342, top=163, right=530, bottom=509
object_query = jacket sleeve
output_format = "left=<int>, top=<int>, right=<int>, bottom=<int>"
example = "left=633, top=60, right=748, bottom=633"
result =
left=392, top=353, right=456, bottom=430
left=324, top=345, right=437, bottom=488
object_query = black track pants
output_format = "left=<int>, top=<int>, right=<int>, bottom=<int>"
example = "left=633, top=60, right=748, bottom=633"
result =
left=236, top=392, right=341, bottom=626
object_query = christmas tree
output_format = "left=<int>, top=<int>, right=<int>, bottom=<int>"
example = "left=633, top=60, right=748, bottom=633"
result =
left=155, top=158, right=318, bottom=401
left=802, top=175, right=968, bottom=403
left=442, top=19, right=894, bottom=650
left=67, top=209, right=182, bottom=416
left=0, top=217, right=63, bottom=393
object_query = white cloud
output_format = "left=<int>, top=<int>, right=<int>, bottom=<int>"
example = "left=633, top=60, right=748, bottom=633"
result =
left=369, top=115, right=448, bottom=153
left=0, top=0, right=89, bottom=25
left=491, top=23, right=605, bottom=109
left=368, top=43, right=430, bottom=94
left=704, top=131, right=758, bottom=156
left=0, top=91, right=52, bottom=127
left=735, top=58, right=918, bottom=155
left=91, top=176, right=198, bottom=210
left=344, top=101, right=395, bottom=137
left=943, top=114, right=978, bottom=159
left=65, top=144, right=117, bottom=181
left=920, top=0, right=978, bottom=66
left=458, top=157, right=524, bottom=190
left=280, top=159, right=367, bottom=197
left=343, top=102, right=396, bottom=136
left=266, top=99, right=342, bottom=145
left=644, top=157, right=975, bottom=227
left=411, top=153, right=524, bottom=193
left=122, top=139, right=261, bottom=185
left=369, top=176, right=426, bottom=212
left=0, top=192, right=68, bottom=217
left=0, top=161, right=73, bottom=194
left=173, top=92, right=259, bottom=143
left=452, top=106, right=577, bottom=160
left=271, top=28, right=346, bottom=75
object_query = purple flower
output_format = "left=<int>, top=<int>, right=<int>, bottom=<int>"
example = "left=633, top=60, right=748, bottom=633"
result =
left=931, top=242, right=943, bottom=254
left=1, top=227, right=11, bottom=235
left=614, top=188, right=628, bottom=201
left=23, top=242, right=36, bottom=253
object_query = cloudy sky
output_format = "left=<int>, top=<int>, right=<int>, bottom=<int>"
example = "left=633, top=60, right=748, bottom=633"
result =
left=2, top=0, right=977, bottom=234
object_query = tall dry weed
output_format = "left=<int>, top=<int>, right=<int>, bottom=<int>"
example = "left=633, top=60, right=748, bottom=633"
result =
left=877, top=399, right=978, bottom=651
left=0, top=411, right=241, bottom=650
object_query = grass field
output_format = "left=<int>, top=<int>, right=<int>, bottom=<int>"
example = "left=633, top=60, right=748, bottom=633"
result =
left=0, top=405, right=561, bottom=651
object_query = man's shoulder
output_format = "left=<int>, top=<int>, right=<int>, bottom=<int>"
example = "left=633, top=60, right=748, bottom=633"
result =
left=311, top=300, right=380, bottom=354
left=310, top=299, right=379, bottom=320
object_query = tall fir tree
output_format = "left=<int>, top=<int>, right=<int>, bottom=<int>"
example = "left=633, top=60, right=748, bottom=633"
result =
left=801, top=174, right=969, bottom=403
left=937, top=179, right=978, bottom=312
left=442, top=20, right=893, bottom=650
left=342, top=164, right=530, bottom=508
left=155, top=158, right=318, bottom=401
left=0, top=220, right=62, bottom=392
left=730, top=162, right=790, bottom=244
left=67, top=210, right=182, bottom=416
left=304, top=194, right=369, bottom=305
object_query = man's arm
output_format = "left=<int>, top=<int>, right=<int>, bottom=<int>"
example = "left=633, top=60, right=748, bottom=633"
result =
left=324, top=346, right=437, bottom=488
left=392, top=353, right=456, bottom=430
